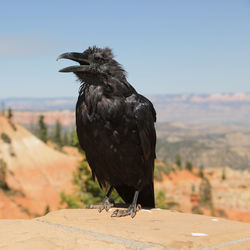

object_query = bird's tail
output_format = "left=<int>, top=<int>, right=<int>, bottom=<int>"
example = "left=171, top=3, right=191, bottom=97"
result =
left=115, top=182, right=155, bottom=208
left=138, top=182, right=155, bottom=208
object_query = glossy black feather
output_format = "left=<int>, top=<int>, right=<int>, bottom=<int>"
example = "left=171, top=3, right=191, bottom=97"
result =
left=68, top=47, right=156, bottom=207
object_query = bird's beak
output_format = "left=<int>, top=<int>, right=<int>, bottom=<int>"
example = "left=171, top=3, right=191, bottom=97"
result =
left=57, top=52, right=90, bottom=73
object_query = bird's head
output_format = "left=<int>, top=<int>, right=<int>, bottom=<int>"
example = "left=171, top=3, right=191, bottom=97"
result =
left=57, top=46, right=126, bottom=84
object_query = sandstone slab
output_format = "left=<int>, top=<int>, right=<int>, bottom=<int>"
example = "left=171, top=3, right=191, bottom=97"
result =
left=1, top=209, right=250, bottom=249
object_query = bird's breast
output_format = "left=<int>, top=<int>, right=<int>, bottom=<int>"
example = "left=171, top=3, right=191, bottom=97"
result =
left=76, top=85, right=139, bottom=149
left=77, top=95, right=137, bottom=142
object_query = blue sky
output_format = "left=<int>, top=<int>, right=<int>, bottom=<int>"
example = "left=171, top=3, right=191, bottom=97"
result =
left=0, top=0, right=249, bottom=98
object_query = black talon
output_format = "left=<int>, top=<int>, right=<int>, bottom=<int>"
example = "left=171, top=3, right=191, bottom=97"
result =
left=98, top=186, right=114, bottom=213
left=111, top=204, right=141, bottom=218
left=111, top=190, right=141, bottom=218
left=98, top=196, right=114, bottom=213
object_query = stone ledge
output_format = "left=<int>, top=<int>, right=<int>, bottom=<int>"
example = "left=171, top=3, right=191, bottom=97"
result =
left=1, top=208, right=250, bottom=249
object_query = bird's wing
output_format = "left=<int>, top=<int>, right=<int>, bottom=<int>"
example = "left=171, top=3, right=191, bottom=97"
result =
left=134, top=94, right=156, bottom=166
left=116, top=94, right=156, bottom=207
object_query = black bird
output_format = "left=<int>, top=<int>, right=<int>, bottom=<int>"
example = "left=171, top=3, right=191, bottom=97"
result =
left=57, top=46, right=156, bottom=218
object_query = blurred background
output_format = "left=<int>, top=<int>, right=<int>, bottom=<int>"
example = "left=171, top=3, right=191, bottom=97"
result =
left=0, top=0, right=250, bottom=222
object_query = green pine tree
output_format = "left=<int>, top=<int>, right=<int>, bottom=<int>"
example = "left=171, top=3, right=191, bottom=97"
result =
left=155, top=189, right=167, bottom=209
left=7, top=107, right=16, bottom=131
left=175, top=154, right=182, bottom=169
left=7, top=107, right=13, bottom=120
left=44, top=205, right=50, bottom=215
left=70, top=129, right=80, bottom=149
left=185, top=161, right=193, bottom=172
left=199, top=177, right=213, bottom=209
left=0, top=159, right=9, bottom=190
left=62, top=132, right=69, bottom=146
left=53, top=120, right=62, bottom=147
left=199, top=165, right=204, bottom=178
left=221, top=167, right=226, bottom=181
left=38, top=115, right=48, bottom=143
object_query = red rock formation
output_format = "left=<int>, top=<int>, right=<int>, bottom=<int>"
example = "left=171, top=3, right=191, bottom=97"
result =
left=0, top=116, right=79, bottom=218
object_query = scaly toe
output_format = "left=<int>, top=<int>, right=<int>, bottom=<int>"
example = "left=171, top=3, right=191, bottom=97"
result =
left=98, top=197, right=114, bottom=213
left=111, top=204, right=141, bottom=218
left=111, top=209, right=119, bottom=217
left=98, top=205, right=104, bottom=213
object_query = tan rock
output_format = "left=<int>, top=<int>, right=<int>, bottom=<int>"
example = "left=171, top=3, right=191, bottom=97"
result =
left=1, top=209, right=250, bottom=249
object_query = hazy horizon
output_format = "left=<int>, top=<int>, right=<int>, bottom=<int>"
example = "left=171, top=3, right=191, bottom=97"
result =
left=1, top=92, right=250, bottom=100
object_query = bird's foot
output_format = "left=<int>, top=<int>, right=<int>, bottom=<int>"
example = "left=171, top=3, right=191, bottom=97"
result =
left=111, top=204, right=141, bottom=218
left=98, top=197, right=114, bottom=213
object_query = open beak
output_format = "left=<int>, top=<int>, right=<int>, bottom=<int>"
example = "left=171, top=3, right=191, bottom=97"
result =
left=57, top=52, right=90, bottom=73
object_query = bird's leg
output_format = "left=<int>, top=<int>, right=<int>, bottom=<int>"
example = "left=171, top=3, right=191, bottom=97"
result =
left=98, top=186, right=114, bottom=213
left=111, top=190, right=141, bottom=218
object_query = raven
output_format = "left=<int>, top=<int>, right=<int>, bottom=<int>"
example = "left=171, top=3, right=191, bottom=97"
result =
left=57, top=46, right=156, bottom=218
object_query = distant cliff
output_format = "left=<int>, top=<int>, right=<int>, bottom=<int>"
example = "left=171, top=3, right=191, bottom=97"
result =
left=1, top=93, right=250, bottom=124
